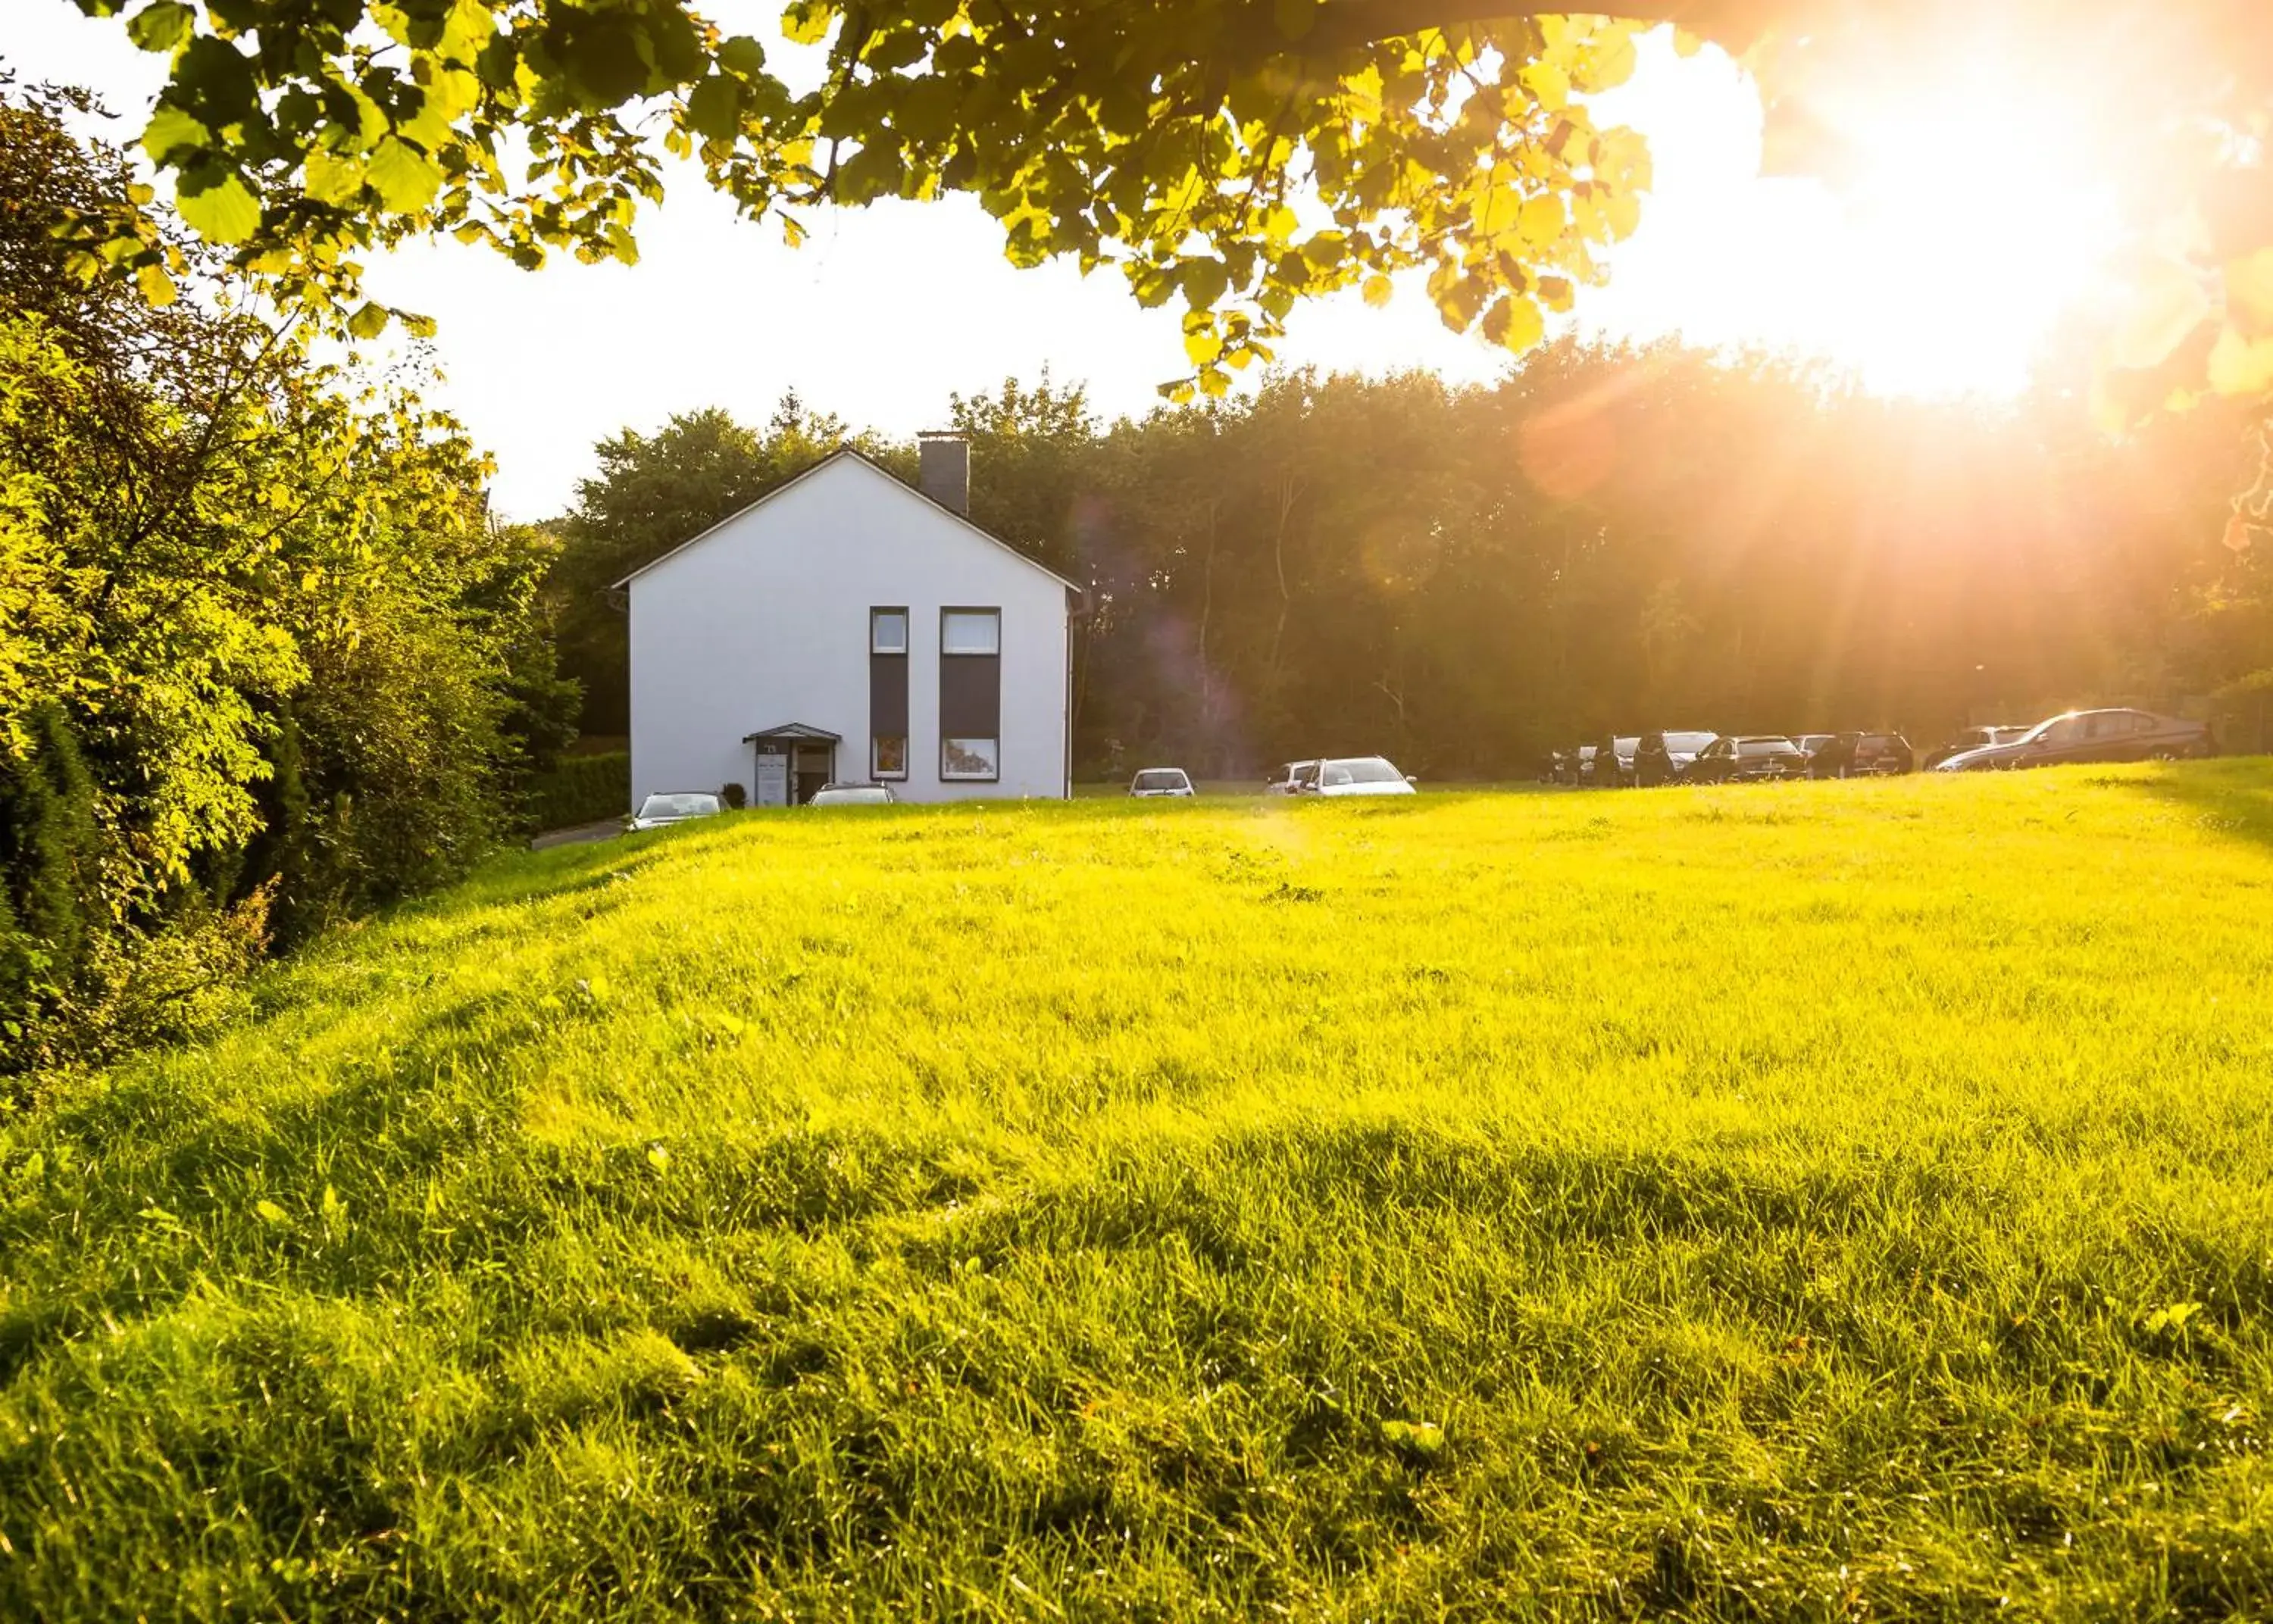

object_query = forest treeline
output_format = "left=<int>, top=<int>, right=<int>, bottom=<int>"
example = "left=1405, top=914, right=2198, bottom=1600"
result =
left=551, top=357, right=2272, bottom=781
left=4, top=79, right=2271, bottom=1071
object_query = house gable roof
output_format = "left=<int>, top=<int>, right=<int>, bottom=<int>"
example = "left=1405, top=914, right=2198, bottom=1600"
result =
left=608, top=446, right=1079, bottom=592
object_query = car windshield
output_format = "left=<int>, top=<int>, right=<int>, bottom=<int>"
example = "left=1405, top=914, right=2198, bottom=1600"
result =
left=1333, top=757, right=1404, bottom=784
left=2015, top=714, right=2077, bottom=745
left=1737, top=739, right=1794, bottom=757
left=1665, top=732, right=1716, bottom=752
left=1133, top=770, right=1187, bottom=791
left=637, top=794, right=718, bottom=819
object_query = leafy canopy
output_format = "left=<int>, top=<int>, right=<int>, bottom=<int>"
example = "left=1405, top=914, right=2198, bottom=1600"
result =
left=61, top=0, right=2273, bottom=414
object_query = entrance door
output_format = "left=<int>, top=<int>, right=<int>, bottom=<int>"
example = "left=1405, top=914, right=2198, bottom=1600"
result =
left=793, top=742, right=834, bottom=804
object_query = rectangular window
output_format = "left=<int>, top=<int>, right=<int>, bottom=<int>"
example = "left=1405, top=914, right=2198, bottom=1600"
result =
left=941, top=608, right=999, bottom=655
left=939, top=607, right=1001, bottom=782
left=871, top=606, right=909, bottom=779
left=942, top=737, right=999, bottom=780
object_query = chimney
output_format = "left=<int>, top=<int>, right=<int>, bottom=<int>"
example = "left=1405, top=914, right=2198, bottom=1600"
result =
left=918, top=431, right=970, bottom=517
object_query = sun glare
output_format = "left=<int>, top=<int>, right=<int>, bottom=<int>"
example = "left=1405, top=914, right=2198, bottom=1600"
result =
left=1590, top=43, right=2134, bottom=401
left=1783, top=71, right=2128, bottom=398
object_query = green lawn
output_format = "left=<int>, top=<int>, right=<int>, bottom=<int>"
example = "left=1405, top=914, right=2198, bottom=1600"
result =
left=5, top=764, right=2273, bottom=1619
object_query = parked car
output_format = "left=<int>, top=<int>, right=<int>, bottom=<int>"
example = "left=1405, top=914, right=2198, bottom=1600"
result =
left=1682, top=735, right=1809, bottom=783
left=1571, top=744, right=1597, bottom=785
left=628, top=791, right=724, bottom=831
left=1791, top=733, right=1837, bottom=770
left=1636, top=729, right=1718, bottom=787
left=1582, top=735, right=1637, bottom=788
left=1932, top=708, right=2215, bottom=771
left=1922, top=724, right=2031, bottom=770
left=1809, top=731, right=1915, bottom=778
left=1265, top=760, right=1317, bottom=795
left=1293, top=756, right=1417, bottom=797
left=808, top=782, right=897, bottom=807
left=1130, top=767, right=1196, bottom=798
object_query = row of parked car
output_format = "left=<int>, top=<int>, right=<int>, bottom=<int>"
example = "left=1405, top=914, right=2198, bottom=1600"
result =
left=1550, top=707, right=2216, bottom=788
left=1127, top=757, right=1420, bottom=798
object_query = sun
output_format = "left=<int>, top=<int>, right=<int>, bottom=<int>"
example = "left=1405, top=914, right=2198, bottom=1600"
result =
left=1587, top=39, right=2134, bottom=400
left=1779, top=67, right=2129, bottom=397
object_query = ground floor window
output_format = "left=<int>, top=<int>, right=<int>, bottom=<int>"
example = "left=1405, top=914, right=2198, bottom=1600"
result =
left=942, top=736, right=999, bottom=781
left=873, top=734, right=908, bottom=778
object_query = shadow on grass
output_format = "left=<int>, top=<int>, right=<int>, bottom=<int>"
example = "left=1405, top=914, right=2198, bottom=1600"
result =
left=2115, top=758, right=2273, bottom=861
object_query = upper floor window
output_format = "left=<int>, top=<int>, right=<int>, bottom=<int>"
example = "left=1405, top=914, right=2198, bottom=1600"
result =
left=941, top=608, right=999, bottom=655
left=871, top=608, right=908, bottom=654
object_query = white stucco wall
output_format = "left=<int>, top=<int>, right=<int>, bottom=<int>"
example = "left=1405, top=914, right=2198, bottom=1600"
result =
left=626, top=456, right=1071, bottom=807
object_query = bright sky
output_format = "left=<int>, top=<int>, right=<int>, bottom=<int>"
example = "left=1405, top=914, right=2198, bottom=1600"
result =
left=4, top=5, right=2123, bottom=517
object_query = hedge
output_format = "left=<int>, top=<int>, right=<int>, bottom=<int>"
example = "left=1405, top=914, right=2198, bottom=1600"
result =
left=524, top=752, right=628, bottom=832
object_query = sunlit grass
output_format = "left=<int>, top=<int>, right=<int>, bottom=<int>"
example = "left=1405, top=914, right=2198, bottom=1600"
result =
left=5, top=764, right=2272, bottom=1617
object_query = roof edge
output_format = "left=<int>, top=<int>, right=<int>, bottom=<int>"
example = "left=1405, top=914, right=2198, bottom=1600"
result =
left=609, top=446, right=1079, bottom=592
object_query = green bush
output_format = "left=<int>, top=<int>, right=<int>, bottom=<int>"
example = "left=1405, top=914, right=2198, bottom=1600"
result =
left=523, top=752, right=628, bottom=831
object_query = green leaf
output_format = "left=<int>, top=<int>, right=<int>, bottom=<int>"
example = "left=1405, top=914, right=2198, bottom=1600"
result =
left=135, top=261, right=178, bottom=307
left=347, top=301, right=390, bottom=339
left=304, top=146, right=364, bottom=206
left=254, top=1199, right=290, bottom=1226
left=141, top=103, right=210, bottom=164
left=365, top=135, right=445, bottom=212
left=686, top=74, right=742, bottom=142
left=1480, top=292, right=1545, bottom=353
left=718, top=34, right=768, bottom=80
left=1180, top=257, right=1229, bottom=311
left=125, top=1, right=192, bottom=52
left=1518, top=193, right=1565, bottom=248
left=783, top=1, right=836, bottom=46
left=175, top=165, right=261, bottom=245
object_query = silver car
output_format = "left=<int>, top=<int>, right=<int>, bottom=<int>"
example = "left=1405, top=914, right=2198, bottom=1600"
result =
left=1293, top=757, right=1417, bottom=798
left=628, top=791, right=723, bottom=831
left=1129, top=767, right=1196, bottom=798
left=808, top=782, right=897, bottom=807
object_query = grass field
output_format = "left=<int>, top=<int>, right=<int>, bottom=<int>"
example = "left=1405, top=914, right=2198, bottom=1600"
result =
left=5, top=764, right=2273, bottom=1619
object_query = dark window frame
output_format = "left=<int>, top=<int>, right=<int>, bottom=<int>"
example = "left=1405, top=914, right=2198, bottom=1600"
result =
left=938, top=606, right=1002, bottom=782
left=871, top=605, right=910, bottom=779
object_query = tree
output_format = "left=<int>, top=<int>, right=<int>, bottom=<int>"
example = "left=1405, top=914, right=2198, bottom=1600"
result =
left=548, top=394, right=880, bottom=731
left=0, top=701, right=100, bottom=987
left=58, top=0, right=2271, bottom=428
left=2, top=83, right=576, bottom=1061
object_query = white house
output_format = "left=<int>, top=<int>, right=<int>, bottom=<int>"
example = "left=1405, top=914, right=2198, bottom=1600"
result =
left=614, top=437, right=1077, bottom=807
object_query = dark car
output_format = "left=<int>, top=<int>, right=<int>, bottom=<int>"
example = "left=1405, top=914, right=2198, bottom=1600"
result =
left=1933, top=708, right=2215, bottom=772
left=1581, top=735, right=1637, bottom=789
left=1684, top=735, right=1809, bottom=784
left=1809, top=731, right=1915, bottom=779
left=1636, top=729, right=1718, bottom=787
left=1791, top=733, right=1837, bottom=770
left=1921, top=724, right=2030, bottom=770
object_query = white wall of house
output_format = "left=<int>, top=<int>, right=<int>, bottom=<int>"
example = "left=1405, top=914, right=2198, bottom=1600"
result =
left=625, top=454, right=1071, bottom=807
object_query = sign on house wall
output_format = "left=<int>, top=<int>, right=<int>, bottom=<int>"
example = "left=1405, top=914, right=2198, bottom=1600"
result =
left=755, top=750, right=788, bottom=807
